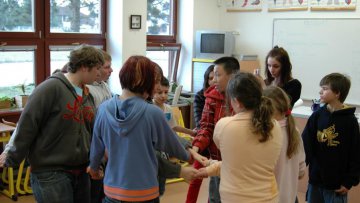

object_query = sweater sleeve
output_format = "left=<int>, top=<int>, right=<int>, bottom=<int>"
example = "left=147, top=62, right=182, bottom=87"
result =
left=156, top=151, right=181, bottom=179
left=301, top=112, right=318, bottom=166
left=152, top=108, right=190, bottom=162
left=206, top=160, right=222, bottom=177
left=5, top=81, right=57, bottom=167
left=298, top=133, right=306, bottom=178
left=213, top=117, right=228, bottom=149
left=342, top=118, right=360, bottom=190
left=89, top=108, right=106, bottom=170
left=192, top=96, right=215, bottom=152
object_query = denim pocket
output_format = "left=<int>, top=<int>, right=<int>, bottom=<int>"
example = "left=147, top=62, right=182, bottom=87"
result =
left=32, top=171, right=59, bottom=182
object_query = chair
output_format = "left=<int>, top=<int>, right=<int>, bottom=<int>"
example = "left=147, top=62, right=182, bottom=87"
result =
left=166, top=107, right=191, bottom=184
left=0, top=120, right=32, bottom=201
left=0, top=122, right=17, bottom=201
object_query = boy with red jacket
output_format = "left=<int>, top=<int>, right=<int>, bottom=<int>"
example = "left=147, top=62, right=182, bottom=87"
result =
left=192, top=56, right=240, bottom=203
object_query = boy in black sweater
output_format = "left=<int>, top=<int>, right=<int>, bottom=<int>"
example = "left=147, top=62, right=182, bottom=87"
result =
left=302, top=73, right=360, bottom=203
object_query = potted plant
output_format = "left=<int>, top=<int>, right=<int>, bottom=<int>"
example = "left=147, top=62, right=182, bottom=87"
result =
left=14, top=83, right=33, bottom=108
left=0, top=96, right=13, bottom=109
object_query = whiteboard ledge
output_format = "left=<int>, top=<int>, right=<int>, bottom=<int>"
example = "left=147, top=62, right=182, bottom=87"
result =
left=310, top=6, right=356, bottom=11
left=226, top=8, right=262, bottom=12
left=268, top=7, right=308, bottom=12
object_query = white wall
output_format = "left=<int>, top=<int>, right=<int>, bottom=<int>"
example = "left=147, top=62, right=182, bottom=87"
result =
left=108, top=1, right=360, bottom=93
left=215, top=2, right=360, bottom=72
left=178, top=0, right=222, bottom=91
left=178, top=1, right=360, bottom=91
left=107, top=0, right=147, bottom=94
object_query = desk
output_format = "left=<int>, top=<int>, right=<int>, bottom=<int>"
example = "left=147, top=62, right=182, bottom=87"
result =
left=292, top=105, right=360, bottom=124
left=171, top=103, right=194, bottom=129
left=0, top=123, right=15, bottom=142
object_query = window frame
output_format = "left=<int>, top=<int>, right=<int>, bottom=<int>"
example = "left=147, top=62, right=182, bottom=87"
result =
left=146, top=0, right=177, bottom=43
left=0, top=0, right=107, bottom=85
left=146, top=42, right=181, bottom=82
left=44, top=0, right=106, bottom=39
left=147, top=0, right=180, bottom=83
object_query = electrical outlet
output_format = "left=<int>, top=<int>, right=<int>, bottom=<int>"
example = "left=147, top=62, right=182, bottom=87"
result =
left=232, top=31, right=240, bottom=35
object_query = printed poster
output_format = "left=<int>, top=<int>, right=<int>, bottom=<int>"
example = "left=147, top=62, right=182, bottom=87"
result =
left=226, top=0, right=262, bottom=12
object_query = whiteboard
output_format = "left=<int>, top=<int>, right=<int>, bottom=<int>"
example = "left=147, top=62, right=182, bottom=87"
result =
left=273, top=18, right=360, bottom=106
left=192, top=61, right=213, bottom=93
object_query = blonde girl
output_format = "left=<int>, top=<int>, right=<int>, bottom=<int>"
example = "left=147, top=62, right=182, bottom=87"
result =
left=263, top=86, right=306, bottom=203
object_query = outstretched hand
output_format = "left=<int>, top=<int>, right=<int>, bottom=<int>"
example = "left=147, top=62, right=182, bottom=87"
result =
left=179, top=166, right=198, bottom=183
left=87, top=166, right=104, bottom=180
left=194, top=168, right=209, bottom=179
left=335, top=185, right=348, bottom=195
left=188, top=148, right=209, bottom=166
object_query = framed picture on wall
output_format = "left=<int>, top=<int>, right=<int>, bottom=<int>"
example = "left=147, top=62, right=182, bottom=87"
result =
left=130, top=15, right=141, bottom=29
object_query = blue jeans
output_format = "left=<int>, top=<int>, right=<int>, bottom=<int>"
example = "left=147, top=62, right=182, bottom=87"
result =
left=103, top=196, right=160, bottom=203
left=30, top=170, right=90, bottom=203
left=307, top=184, right=348, bottom=203
left=91, top=179, right=104, bottom=203
left=209, top=176, right=221, bottom=203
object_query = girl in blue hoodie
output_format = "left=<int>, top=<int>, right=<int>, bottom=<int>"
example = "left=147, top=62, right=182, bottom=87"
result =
left=88, top=56, right=191, bottom=203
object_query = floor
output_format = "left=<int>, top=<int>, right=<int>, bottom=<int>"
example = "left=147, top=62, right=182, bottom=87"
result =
left=0, top=178, right=306, bottom=203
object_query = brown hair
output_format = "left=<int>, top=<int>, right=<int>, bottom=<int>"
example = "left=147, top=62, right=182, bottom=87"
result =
left=119, top=56, right=157, bottom=96
left=68, top=44, right=104, bottom=73
left=263, top=86, right=300, bottom=158
left=319, top=73, right=351, bottom=103
left=264, top=46, right=293, bottom=87
left=227, top=73, right=274, bottom=142
left=100, top=49, right=112, bottom=62
left=203, top=65, right=214, bottom=90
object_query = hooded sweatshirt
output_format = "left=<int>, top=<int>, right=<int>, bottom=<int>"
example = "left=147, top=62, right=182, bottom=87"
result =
left=302, top=105, right=360, bottom=190
left=6, top=73, right=95, bottom=172
left=89, top=96, right=190, bottom=202
left=192, top=86, right=233, bottom=160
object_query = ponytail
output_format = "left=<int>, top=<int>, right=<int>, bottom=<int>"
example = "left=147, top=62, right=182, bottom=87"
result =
left=227, top=73, right=276, bottom=143
left=286, top=113, right=300, bottom=158
left=263, top=86, right=301, bottom=158
left=252, top=96, right=274, bottom=142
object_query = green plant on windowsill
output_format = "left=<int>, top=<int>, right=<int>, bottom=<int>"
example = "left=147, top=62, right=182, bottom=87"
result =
left=17, top=82, right=35, bottom=96
left=15, top=82, right=34, bottom=108
left=0, top=96, right=13, bottom=109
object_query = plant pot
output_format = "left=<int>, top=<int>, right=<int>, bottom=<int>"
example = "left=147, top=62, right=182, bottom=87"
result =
left=15, top=95, right=29, bottom=108
left=0, top=100, right=11, bottom=109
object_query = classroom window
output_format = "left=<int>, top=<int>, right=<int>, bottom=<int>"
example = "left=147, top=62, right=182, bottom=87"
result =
left=0, top=0, right=35, bottom=32
left=147, top=0, right=177, bottom=43
left=0, top=48, right=36, bottom=97
left=146, top=50, right=170, bottom=79
left=0, top=0, right=106, bottom=95
left=50, top=49, right=71, bottom=74
left=49, top=45, right=103, bottom=74
left=146, top=43, right=181, bottom=82
left=147, top=0, right=180, bottom=83
left=50, top=0, right=101, bottom=34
